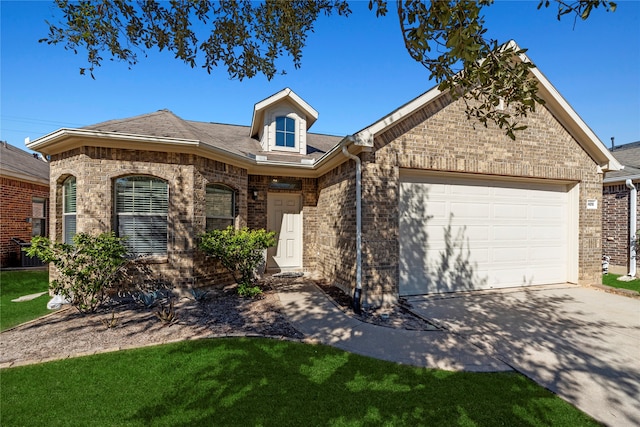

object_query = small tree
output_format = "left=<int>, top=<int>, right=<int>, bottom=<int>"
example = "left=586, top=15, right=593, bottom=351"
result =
left=199, top=227, right=276, bottom=296
left=26, top=232, right=129, bottom=313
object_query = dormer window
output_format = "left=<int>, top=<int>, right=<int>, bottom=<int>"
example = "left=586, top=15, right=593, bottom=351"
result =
left=275, top=117, right=296, bottom=148
left=250, top=88, right=318, bottom=155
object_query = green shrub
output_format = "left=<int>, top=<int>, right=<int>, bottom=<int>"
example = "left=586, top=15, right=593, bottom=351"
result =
left=237, top=283, right=263, bottom=298
left=199, top=227, right=276, bottom=296
left=26, top=233, right=129, bottom=314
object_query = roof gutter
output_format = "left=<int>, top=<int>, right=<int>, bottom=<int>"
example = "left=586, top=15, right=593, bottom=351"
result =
left=603, top=173, right=640, bottom=185
left=625, top=179, right=637, bottom=277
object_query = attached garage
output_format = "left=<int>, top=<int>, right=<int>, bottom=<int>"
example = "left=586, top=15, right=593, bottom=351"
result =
left=399, top=171, right=579, bottom=295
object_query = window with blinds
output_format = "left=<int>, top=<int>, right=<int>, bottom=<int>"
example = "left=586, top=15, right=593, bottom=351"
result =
left=32, top=197, right=47, bottom=237
left=115, top=176, right=168, bottom=256
left=206, top=184, right=235, bottom=231
left=63, top=177, right=76, bottom=244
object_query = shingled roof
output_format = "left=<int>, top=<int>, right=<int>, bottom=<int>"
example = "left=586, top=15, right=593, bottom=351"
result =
left=604, top=141, right=640, bottom=183
left=0, top=142, right=49, bottom=185
left=83, top=109, right=342, bottom=162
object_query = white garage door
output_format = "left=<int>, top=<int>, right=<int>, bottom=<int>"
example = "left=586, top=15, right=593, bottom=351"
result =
left=399, top=173, right=577, bottom=295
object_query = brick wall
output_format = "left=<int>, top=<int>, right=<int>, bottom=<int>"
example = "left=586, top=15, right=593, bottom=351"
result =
left=49, top=147, right=249, bottom=289
left=360, top=92, right=603, bottom=301
left=314, top=161, right=357, bottom=295
left=0, top=177, right=49, bottom=267
left=602, top=183, right=639, bottom=270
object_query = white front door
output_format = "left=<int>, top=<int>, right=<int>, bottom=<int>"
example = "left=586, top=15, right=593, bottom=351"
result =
left=267, top=193, right=303, bottom=270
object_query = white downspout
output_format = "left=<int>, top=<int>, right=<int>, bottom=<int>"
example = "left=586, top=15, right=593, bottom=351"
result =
left=625, top=179, right=637, bottom=277
left=342, top=139, right=363, bottom=313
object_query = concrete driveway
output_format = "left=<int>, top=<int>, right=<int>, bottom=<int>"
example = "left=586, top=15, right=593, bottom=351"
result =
left=405, top=284, right=640, bottom=427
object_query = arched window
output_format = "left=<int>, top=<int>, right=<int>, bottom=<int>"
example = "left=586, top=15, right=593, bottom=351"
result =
left=62, top=176, right=76, bottom=244
left=206, top=184, right=235, bottom=231
left=115, top=176, right=168, bottom=256
left=275, top=116, right=295, bottom=148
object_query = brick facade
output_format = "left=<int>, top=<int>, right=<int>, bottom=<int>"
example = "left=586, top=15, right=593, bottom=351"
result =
left=49, top=147, right=248, bottom=289
left=40, top=91, right=608, bottom=304
left=602, top=183, right=639, bottom=271
left=348, top=93, right=603, bottom=304
left=0, top=177, right=49, bottom=267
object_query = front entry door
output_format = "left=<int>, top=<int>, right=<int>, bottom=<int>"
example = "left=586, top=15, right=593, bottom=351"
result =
left=267, top=193, right=302, bottom=270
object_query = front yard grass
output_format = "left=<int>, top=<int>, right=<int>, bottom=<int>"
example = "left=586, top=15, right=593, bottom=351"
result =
left=0, top=269, right=51, bottom=331
left=602, top=273, right=640, bottom=293
left=1, top=338, right=598, bottom=426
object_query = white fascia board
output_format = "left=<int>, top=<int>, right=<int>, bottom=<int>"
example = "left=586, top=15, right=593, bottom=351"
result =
left=27, top=128, right=200, bottom=154
left=512, top=43, right=621, bottom=172
left=25, top=126, right=355, bottom=178
left=361, top=86, right=443, bottom=140
left=604, top=174, right=640, bottom=184
left=358, top=41, right=621, bottom=173
left=529, top=66, right=621, bottom=171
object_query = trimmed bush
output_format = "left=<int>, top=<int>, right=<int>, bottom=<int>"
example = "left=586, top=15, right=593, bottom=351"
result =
left=199, top=227, right=276, bottom=295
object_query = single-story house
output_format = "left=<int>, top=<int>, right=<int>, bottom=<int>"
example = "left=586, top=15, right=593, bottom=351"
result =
left=0, top=142, right=50, bottom=268
left=602, top=141, right=640, bottom=276
left=26, top=51, right=620, bottom=306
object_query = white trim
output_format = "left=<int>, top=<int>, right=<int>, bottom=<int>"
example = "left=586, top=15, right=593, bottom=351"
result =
left=357, top=41, right=621, bottom=172
left=604, top=174, right=640, bottom=184
left=26, top=128, right=200, bottom=151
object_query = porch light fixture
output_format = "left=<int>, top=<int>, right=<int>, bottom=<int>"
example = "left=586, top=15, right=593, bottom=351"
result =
left=251, top=189, right=259, bottom=200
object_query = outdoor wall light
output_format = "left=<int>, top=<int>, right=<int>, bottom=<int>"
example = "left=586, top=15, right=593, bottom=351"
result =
left=252, top=189, right=259, bottom=200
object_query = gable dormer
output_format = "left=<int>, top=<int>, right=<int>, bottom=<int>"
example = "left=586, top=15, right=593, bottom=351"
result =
left=250, top=88, right=318, bottom=155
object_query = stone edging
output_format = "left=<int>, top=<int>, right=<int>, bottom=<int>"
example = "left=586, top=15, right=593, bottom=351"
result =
left=0, top=334, right=316, bottom=369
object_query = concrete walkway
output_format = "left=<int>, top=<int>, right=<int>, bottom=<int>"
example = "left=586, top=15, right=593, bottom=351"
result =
left=276, top=280, right=511, bottom=372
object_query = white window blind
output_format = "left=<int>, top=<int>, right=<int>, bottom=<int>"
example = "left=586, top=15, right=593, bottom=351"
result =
left=63, top=177, right=76, bottom=244
left=115, top=177, right=168, bottom=255
left=206, top=184, right=234, bottom=231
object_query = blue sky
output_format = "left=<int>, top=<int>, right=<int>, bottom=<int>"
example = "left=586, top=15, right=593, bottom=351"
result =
left=1, top=0, right=639, bottom=151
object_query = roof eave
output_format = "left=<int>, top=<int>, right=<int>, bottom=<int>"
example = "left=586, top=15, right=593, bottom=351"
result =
left=27, top=128, right=201, bottom=155
left=357, top=42, right=622, bottom=173
left=27, top=127, right=360, bottom=178
left=0, top=169, right=49, bottom=186
left=528, top=65, right=622, bottom=172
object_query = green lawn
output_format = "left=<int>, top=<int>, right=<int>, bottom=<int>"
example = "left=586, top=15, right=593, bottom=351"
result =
left=602, top=273, right=640, bottom=293
left=1, top=338, right=598, bottom=427
left=0, top=269, right=51, bottom=331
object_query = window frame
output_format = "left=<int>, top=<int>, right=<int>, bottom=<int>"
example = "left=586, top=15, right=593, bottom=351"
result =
left=62, top=176, right=76, bottom=244
left=31, top=197, right=47, bottom=238
left=205, top=184, right=236, bottom=231
left=274, top=116, right=296, bottom=149
left=114, top=175, right=169, bottom=257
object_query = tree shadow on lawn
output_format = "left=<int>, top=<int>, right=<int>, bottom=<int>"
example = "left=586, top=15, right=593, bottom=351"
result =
left=124, top=338, right=596, bottom=426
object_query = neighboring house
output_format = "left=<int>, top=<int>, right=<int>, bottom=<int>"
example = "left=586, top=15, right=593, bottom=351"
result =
left=602, top=141, right=640, bottom=276
left=0, top=142, right=50, bottom=268
left=26, top=55, right=620, bottom=305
